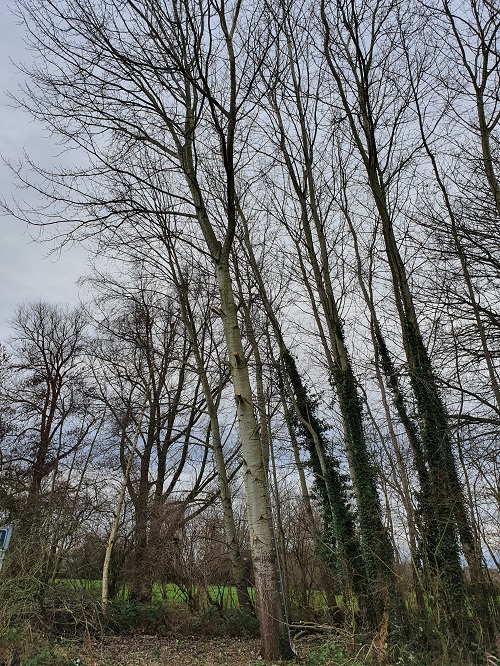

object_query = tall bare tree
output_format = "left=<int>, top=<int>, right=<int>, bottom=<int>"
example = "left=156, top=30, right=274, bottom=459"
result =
left=319, top=0, right=491, bottom=650
left=13, top=0, right=292, bottom=657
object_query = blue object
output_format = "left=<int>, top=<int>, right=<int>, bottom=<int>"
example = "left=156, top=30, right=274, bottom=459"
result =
left=0, top=525, right=13, bottom=551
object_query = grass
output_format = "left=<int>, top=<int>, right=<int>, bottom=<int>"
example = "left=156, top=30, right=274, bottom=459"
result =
left=58, top=579, right=257, bottom=609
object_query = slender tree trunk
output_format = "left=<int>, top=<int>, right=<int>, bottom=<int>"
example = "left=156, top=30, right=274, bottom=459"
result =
left=102, top=395, right=148, bottom=612
left=237, top=208, right=365, bottom=614
left=409, top=70, right=498, bottom=641
left=344, top=208, right=428, bottom=608
left=176, top=17, right=294, bottom=653
left=441, top=0, right=500, bottom=216
left=262, top=28, right=398, bottom=626
left=320, top=3, right=476, bottom=640
left=172, top=268, right=253, bottom=614
left=215, top=264, right=293, bottom=660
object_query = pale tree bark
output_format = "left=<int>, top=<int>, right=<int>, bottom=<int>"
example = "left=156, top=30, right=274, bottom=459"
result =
left=233, top=261, right=271, bottom=476
left=172, top=4, right=293, bottom=656
left=215, top=265, right=293, bottom=659
left=12, top=0, right=293, bottom=656
left=233, top=258, right=294, bottom=617
left=268, top=424, right=291, bottom=624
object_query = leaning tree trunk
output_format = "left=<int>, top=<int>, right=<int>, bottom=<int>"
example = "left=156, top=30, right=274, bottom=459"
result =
left=214, top=264, right=293, bottom=660
left=178, top=41, right=293, bottom=655
left=320, top=2, right=478, bottom=643
left=261, top=34, right=398, bottom=629
left=237, top=209, right=365, bottom=614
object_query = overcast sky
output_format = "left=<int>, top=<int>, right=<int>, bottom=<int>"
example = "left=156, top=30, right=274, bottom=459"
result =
left=0, top=3, right=91, bottom=341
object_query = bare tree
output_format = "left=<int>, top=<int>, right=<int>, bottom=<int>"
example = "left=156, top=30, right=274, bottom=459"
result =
left=90, top=277, right=219, bottom=602
left=11, top=1, right=292, bottom=654
left=165, top=247, right=253, bottom=613
left=234, top=202, right=366, bottom=620
left=1, top=302, right=96, bottom=505
left=0, top=300, right=105, bottom=633
left=317, top=0, right=493, bottom=650
left=249, top=1, right=398, bottom=631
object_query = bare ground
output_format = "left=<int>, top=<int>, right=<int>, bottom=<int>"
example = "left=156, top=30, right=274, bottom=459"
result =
left=74, top=635, right=266, bottom=666
left=65, top=634, right=338, bottom=666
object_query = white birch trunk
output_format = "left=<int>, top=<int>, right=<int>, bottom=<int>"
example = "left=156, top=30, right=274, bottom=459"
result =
left=215, top=264, right=293, bottom=661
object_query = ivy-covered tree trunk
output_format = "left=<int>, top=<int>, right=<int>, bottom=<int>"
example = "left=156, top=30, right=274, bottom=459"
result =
left=281, top=350, right=367, bottom=611
left=259, top=17, right=399, bottom=630
left=372, top=174, right=470, bottom=622
left=320, top=0, right=480, bottom=647
left=237, top=210, right=366, bottom=616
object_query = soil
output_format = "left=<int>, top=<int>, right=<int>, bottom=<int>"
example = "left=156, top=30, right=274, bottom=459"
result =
left=74, top=635, right=268, bottom=666
left=68, top=634, right=334, bottom=666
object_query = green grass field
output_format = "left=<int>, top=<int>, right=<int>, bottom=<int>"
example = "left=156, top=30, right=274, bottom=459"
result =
left=58, top=579, right=336, bottom=613
left=59, top=579, right=252, bottom=607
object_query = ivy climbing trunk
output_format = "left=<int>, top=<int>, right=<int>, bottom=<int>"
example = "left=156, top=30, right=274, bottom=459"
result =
left=237, top=208, right=370, bottom=623
left=320, top=0, right=479, bottom=645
